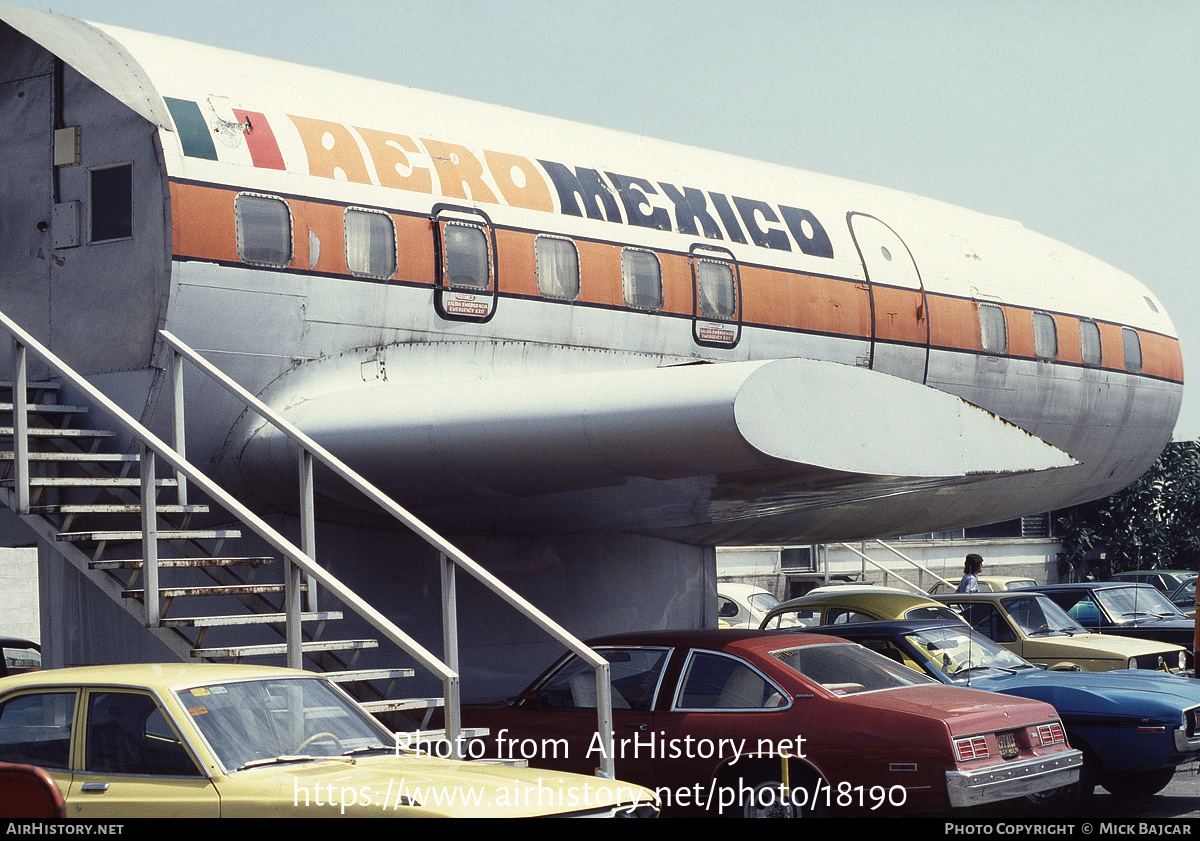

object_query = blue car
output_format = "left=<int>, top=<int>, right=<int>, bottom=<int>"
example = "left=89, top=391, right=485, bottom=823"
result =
left=804, top=619, right=1200, bottom=810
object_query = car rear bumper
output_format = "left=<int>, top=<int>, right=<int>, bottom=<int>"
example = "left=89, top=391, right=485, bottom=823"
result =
left=945, top=750, right=1082, bottom=808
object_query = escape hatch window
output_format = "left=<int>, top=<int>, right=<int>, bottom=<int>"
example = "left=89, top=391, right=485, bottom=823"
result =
left=1122, top=327, right=1142, bottom=374
left=1079, top=320, right=1102, bottom=367
left=236, top=194, right=292, bottom=267
left=441, top=222, right=491, bottom=289
left=621, top=248, right=663, bottom=311
left=344, top=208, right=396, bottom=279
left=978, top=303, right=1007, bottom=355
left=535, top=235, right=580, bottom=301
left=695, top=258, right=737, bottom=320
left=1032, top=311, right=1058, bottom=361
left=89, top=164, right=132, bottom=243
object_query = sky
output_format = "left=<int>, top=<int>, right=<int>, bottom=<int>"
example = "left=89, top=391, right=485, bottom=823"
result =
left=9, top=0, right=1200, bottom=440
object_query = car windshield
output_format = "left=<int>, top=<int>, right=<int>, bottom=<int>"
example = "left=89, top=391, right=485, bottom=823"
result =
left=175, top=676, right=393, bottom=771
left=747, top=592, right=782, bottom=613
left=1000, top=595, right=1086, bottom=636
left=771, top=643, right=935, bottom=695
left=902, top=626, right=1034, bottom=683
left=1095, top=586, right=1186, bottom=622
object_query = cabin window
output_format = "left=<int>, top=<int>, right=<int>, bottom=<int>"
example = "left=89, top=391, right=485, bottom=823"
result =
left=1122, top=327, right=1142, bottom=374
left=344, top=208, right=396, bottom=279
left=236, top=194, right=292, bottom=267
left=978, top=303, right=1007, bottom=355
left=695, top=259, right=737, bottom=320
left=621, top=248, right=662, bottom=311
left=1079, top=320, right=1102, bottom=367
left=89, top=164, right=133, bottom=243
left=1032, top=312, right=1058, bottom=361
left=441, top=222, right=491, bottom=289
left=535, top=235, right=580, bottom=300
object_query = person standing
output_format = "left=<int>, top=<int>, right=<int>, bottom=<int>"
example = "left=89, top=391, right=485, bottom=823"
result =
left=957, top=553, right=984, bottom=593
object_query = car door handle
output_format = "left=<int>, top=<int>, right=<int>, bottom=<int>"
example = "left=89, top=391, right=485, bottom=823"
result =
left=80, top=783, right=109, bottom=793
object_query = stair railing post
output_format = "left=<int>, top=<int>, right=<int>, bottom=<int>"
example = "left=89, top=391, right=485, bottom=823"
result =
left=299, top=449, right=318, bottom=613
left=440, top=553, right=461, bottom=756
left=169, top=348, right=187, bottom=507
left=140, top=446, right=160, bottom=627
left=10, top=339, right=29, bottom=515
left=284, top=553, right=302, bottom=669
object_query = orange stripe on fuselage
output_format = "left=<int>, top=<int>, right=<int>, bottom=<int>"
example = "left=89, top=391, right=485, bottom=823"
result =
left=168, top=179, right=1183, bottom=385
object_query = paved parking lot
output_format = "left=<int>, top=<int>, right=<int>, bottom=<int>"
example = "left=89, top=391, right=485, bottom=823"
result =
left=1086, top=767, right=1200, bottom=819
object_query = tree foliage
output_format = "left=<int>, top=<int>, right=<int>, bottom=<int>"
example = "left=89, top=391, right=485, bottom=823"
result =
left=1056, top=441, right=1200, bottom=574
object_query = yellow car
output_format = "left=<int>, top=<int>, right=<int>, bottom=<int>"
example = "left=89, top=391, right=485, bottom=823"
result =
left=0, top=662, right=658, bottom=818
left=759, top=586, right=965, bottom=629
left=934, top=592, right=1189, bottom=673
left=927, top=576, right=1037, bottom=595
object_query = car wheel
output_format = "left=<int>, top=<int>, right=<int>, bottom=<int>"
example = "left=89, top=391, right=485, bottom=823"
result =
left=1019, top=749, right=1095, bottom=815
left=1100, top=767, right=1176, bottom=799
left=734, top=771, right=824, bottom=818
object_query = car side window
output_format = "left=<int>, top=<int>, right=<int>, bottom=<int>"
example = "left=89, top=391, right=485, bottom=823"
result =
left=675, top=652, right=786, bottom=710
left=85, top=691, right=201, bottom=776
left=1045, top=592, right=1100, bottom=624
left=953, top=603, right=1016, bottom=643
left=0, top=692, right=75, bottom=770
left=534, top=648, right=669, bottom=712
left=826, top=608, right=874, bottom=625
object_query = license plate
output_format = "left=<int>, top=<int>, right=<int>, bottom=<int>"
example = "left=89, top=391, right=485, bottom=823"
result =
left=996, top=731, right=1019, bottom=758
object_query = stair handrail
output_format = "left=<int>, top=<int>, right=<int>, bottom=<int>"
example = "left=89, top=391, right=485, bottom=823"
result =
left=0, top=308, right=604, bottom=773
left=157, top=330, right=616, bottom=776
left=835, top=540, right=952, bottom=594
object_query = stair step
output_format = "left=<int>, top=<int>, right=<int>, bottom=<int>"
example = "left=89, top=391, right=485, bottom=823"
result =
left=191, top=639, right=378, bottom=659
left=91, top=556, right=274, bottom=570
left=0, top=452, right=140, bottom=462
left=0, top=402, right=89, bottom=414
left=324, top=668, right=416, bottom=682
left=0, top=380, right=60, bottom=391
left=122, top=583, right=298, bottom=598
left=31, top=503, right=209, bottom=515
left=0, top=426, right=115, bottom=438
left=160, top=611, right=343, bottom=628
left=4, top=476, right=177, bottom=487
left=60, top=528, right=241, bottom=542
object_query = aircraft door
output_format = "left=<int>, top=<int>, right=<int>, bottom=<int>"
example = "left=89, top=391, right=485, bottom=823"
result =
left=433, top=205, right=497, bottom=323
left=849, top=212, right=929, bottom=384
left=690, top=245, right=741, bottom=348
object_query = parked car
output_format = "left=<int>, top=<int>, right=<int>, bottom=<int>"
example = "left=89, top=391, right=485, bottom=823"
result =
left=463, top=629, right=1081, bottom=817
left=759, top=587, right=965, bottom=629
left=1110, top=570, right=1197, bottom=593
left=928, top=576, right=1037, bottom=595
left=804, top=618, right=1200, bottom=808
left=1169, top=578, right=1197, bottom=617
left=932, top=592, right=1188, bottom=673
left=1026, top=583, right=1197, bottom=657
left=0, top=663, right=658, bottom=818
left=0, top=638, right=40, bottom=678
left=717, top=583, right=781, bottom=629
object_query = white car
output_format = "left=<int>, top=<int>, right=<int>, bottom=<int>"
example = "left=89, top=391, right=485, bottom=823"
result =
left=716, top=583, right=782, bottom=628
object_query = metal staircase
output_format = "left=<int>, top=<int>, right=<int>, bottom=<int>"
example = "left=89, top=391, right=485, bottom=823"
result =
left=0, top=308, right=619, bottom=774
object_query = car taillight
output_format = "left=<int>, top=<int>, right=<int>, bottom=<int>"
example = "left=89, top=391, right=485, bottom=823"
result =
left=1036, top=723, right=1065, bottom=746
left=954, top=735, right=990, bottom=761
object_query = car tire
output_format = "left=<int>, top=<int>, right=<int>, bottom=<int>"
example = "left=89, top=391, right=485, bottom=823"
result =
left=1100, top=767, right=1176, bottom=799
left=1019, top=749, right=1095, bottom=815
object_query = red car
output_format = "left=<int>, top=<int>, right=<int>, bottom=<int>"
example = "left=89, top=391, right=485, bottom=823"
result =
left=462, top=630, right=1081, bottom=816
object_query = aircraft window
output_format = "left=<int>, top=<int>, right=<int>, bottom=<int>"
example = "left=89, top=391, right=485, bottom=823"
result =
left=535, top=235, right=580, bottom=301
left=90, top=164, right=133, bottom=243
left=344, top=208, right=396, bottom=279
left=621, top=248, right=663, bottom=311
left=1122, top=327, right=1142, bottom=374
left=1032, top=312, right=1058, bottom=360
left=1079, top=320, right=1102, bottom=367
left=442, top=222, right=491, bottom=289
left=236, top=194, right=293, bottom=267
left=696, top=259, right=736, bottom=320
left=978, top=303, right=1007, bottom=355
